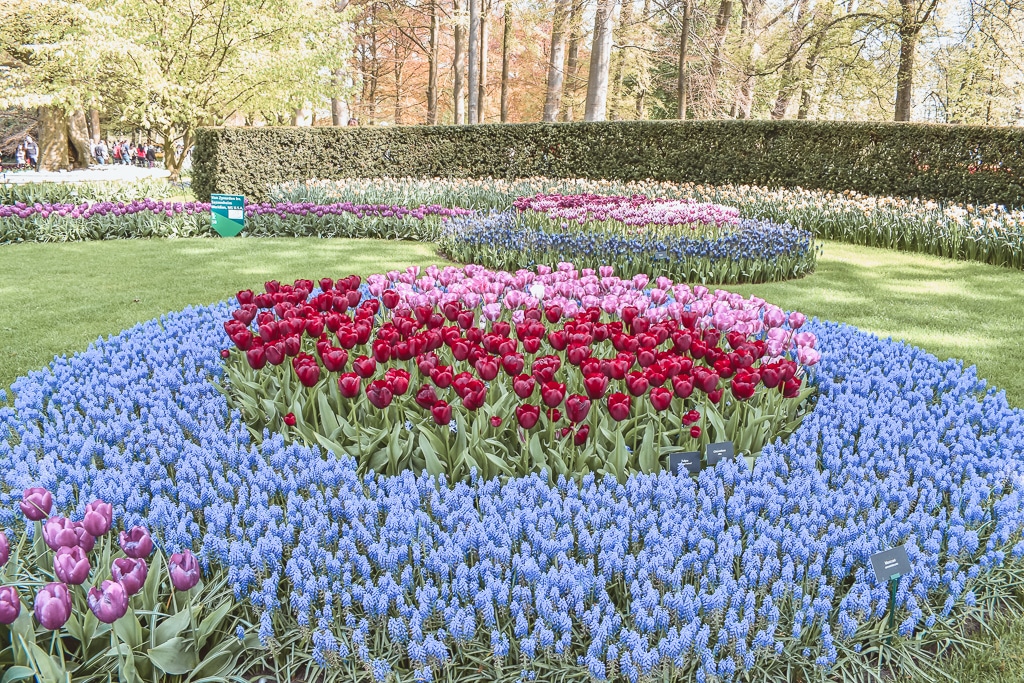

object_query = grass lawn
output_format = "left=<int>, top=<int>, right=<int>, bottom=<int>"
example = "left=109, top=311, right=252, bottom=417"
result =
left=1, top=235, right=1024, bottom=680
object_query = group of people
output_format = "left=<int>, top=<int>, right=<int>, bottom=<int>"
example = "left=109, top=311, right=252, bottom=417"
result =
left=94, top=141, right=160, bottom=167
left=12, top=136, right=39, bottom=169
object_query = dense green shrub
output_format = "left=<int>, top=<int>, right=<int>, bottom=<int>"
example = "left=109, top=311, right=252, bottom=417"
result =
left=193, top=121, right=1024, bottom=205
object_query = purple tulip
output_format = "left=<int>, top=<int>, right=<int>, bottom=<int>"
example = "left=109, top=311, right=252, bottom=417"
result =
left=0, top=530, right=8, bottom=567
left=87, top=580, right=128, bottom=624
left=119, top=527, right=153, bottom=559
left=42, top=517, right=79, bottom=550
left=82, top=500, right=113, bottom=537
left=20, top=487, right=53, bottom=522
left=53, top=546, right=91, bottom=585
left=73, top=523, right=96, bottom=553
left=111, top=557, right=148, bottom=596
left=34, top=583, right=72, bottom=630
left=0, top=586, right=20, bottom=625
left=168, top=550, right=201, bottom=591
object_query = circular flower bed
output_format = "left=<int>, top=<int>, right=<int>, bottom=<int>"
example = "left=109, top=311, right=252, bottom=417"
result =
left=1, top=271, right=1023, bottom=682
left=222, top=265, right=818, bottom=482
left=438, top=203, right=816, bottom=285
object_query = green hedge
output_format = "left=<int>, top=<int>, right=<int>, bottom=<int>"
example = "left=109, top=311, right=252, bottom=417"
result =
left=192, top=121, right=1024, bottom=206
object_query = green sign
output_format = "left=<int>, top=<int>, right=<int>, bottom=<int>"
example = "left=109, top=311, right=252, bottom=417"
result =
left=211, top=193, right=245, bottom=237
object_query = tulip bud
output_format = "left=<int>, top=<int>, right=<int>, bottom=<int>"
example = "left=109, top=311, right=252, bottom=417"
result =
left=20, top=487, right=53, bottom=521
left=168, top=550, right=201, bottom=592
left=82, top=500, right=113, bottom=537
left=119, top=527, right=154, bottom=559
left=0, top=585, right=20, bottom=625
left=54, top=546, right=91, bottom=585
left=87, top=580, right=129, bottom=624
left=34, top=582, right=72, bottom=630
left=111, top=557, right=149, bottom=596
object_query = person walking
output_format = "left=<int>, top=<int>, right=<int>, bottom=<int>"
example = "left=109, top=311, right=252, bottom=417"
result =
left=136, top=143, right=145, bottom=167
left=24, top=136, right=38, bottom=168
left=14, top=144, right=25, bottom=168
left=94, top=140, right=108, bottom=165
left=120, top=141, right=131, bottom=165
left=145, top=145, right=156, bottom=168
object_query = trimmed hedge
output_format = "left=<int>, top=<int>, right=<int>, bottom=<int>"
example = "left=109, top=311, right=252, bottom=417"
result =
left=192, top=120, right=1024, bottom=206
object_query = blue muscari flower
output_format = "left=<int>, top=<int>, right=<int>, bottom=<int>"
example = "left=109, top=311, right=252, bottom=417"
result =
left=2, top=295, right=1023, bottom=681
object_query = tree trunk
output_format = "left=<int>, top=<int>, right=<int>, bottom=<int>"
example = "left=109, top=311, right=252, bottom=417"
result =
left=454, top=0, right=467, bottom=123
left=797, top=28, right=824, bottom=119
left=609, top=0, right=633, bottom=119
left=543, top=0, right=572, bottom=122
left=395, top=59, right=404, bottom=124
left=562, top=4, right=580, bottom=122
left=479, top=8, right=489, bottom=121
left=88, top=109, right=101, bottom=144
left=501, top=0, right=513, bottom=122
left=894, top=28, right=917, bottom=121
left=706, top=0, right=734, bottom=116
left=428, top=0, right=440, bottom=124
left=67, top=111, right=92, bottom=169
left=585, top=0, right=616, bottom=121
left=332, top=69, right=350, bottom=125
left=38, top=107, right=70, bottom=172
left=468, top=0, right=480, bottom=123
left=677, top=0, right=691, bottom=119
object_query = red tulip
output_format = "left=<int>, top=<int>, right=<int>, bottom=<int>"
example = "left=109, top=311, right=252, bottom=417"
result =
left=382, top=290, right=401, bottom=309
left=443, top=302, right=461, bottom=321
left=451, top=340, right=471, bottom=361
left=452, top=371, right=475, bottom=398
left=637, top=349, right=657, bottom=368
left=353, top=356, right=377, bottom=378
left=693, top=368, right=720, bottom=393
left=513, top=374, right=536, bottom=399
left=708, top=389, right=724, bottom=404
left=322, top=347, right=348, bottom=372
left=544, top=305, right=562, bottom=323
left=731, top=369, right=760, bottom=401
left=431, top=366, right=454, bottom=389
left=606, top=358, right=630, bottom=380
left=461, top=380, right=487, bottom=411
left=547, top=408, right=562, bottom=422
left=385, top=368, right=411, bottom=395
left=625, top=371, right=649, bottom=397
left=372, top=340, right=392, bottom=363
left=338, top=328, right=359, bottom=349
left=338, top=373, right=361, bottom=398
left=457, top=311, right=475, bottom=329
left=566, top=344, right=592, bottom=366
left=714, top=358, right=735, bottom=379
left=423, top=400, right=449, bottom=426
left=573, top=425, right=590, bottom=446
left=672, top=374, right=695, bottom=399
left=220, top=349, right=231, bottom=359
left=649, top=386, right=673, bottom=411
left=607, top=393, right=631, bottom=421
left=415, top=384, right=438, bottom=408
left=292, top=355, right=321, bottom=388
left=265, top=342, right=286, bottom=366
left=532, top=356, right=561, bottom=383
left=283, top=413, right=297, bottom=426
left=516, top=404, right=540, bottom=429
left=490, top=416, right=502, bottom=428
left=540, top=381, right=567, bottom=409
left=547, top=330, right=567, bottom=351
left=690, top=425, right=702, bottom=439
left=501, top=353, right=525, bottom=376
left=475, top=356, right=500, bottom=381
left=583, top=374, right=609, bottom=400
left=565, top=394, right=591, bottom=423
left=522, top=337, right=541, bottom=354
left=366, top=380, right=394, bottom=409
left=682, top=409, right=701, bottom=426
left=782, top=377, right=802, bottom=398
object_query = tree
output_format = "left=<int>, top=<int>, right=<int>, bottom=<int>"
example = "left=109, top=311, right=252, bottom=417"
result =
left=0, top=0, right=127, bottom=170
left=586, top=0, right=619, bottom=120
left=543, top=0, right=573, bottom=120
left=893, top=0, right=940, bottom=120
left=109, top=0, right=350, bottom=179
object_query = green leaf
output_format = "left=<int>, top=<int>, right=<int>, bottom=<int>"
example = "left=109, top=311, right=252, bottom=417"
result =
left=196, top=600, right=233, bottom=650
left=154, top=607, right=193, bottom=646
left=638, top=422, right=658, bottom=473
left=114, top=607, right=144, bottom=650
left=418, top=430, right=445, bottom=477
left=142, top=551, right=164, bottom=612
left=26, top=643, right=63, bottom=683
left=146, top=636, right=198, bottom=675
left=0, top=666, right=36, bottom=683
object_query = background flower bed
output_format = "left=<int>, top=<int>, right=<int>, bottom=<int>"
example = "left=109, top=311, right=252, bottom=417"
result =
left=0, top=199, right=470, bottom=243
left=278, top=177, right=1024, bottom=270
left=0, top=178, right=184, bottom=206
left=2, top=288, right=1024, bottom=681
left=438, top=211, right=817, bottom=284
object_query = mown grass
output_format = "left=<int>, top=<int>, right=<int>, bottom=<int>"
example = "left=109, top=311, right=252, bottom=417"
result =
left=1, top=236, right=1024, bottom=681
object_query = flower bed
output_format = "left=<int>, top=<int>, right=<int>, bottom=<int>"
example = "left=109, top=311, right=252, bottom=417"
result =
left=514, top=193, right=741, bottom=230
left=2, top=270, right=1024, bottom=681
left=277, top=177, right=1024, bottom=269
left=0, top=200, right=472, bottom=243
left=221, top=265, right=817, bottom=482
left=437, top=211, right=817, bottom=284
